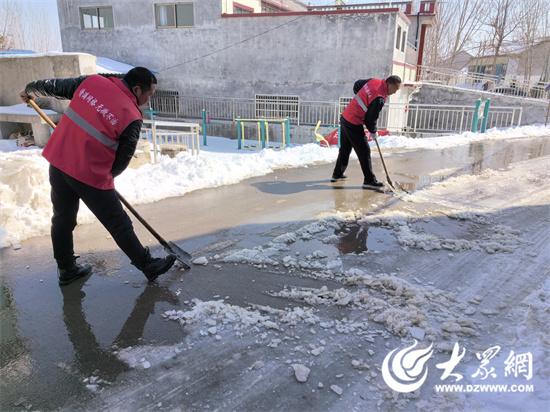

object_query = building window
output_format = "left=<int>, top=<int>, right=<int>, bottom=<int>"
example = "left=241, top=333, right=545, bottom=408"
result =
left=80, top=7, right=114, bottom=30
left=396, top=26, right=402, bottom=50
left=401, top=30, right=406, bottom=52
left=155, top=2, right=194, bottom=28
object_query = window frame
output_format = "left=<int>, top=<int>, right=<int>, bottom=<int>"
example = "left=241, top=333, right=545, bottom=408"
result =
left=233, top=1, right=255, bottom=13
left=401, top=30, right=407, bottom=52
left=79, top=6, right=115, bottom=31
left=396, top=25, right=402, bottom=50
left=154, top=2, right=195, bottom=29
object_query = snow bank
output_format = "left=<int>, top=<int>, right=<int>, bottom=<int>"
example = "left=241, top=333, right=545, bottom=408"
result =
left=378, top=124, right=550, bottom=150
left=0, top=151, right=57, bottom=248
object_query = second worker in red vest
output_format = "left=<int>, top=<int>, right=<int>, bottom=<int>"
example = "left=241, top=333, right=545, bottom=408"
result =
left=332, top=75, right=402, bottom=190
left=21, top=68, right=177, bottom=286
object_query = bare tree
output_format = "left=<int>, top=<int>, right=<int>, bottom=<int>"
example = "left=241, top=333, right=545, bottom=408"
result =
left=516, top=0, right=547, bottom=82
left=484, top=0, right=522, bottom=76
left=424, top=0, right=487, bottom=68
left=23, top=7, right=55, bottom=52
left=0, top=0, right=22, bottom=50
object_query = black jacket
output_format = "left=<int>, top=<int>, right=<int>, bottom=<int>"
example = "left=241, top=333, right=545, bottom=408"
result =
left=353, top=79, right=385, bottom=134
left=25, top=76, right=143, bottom=177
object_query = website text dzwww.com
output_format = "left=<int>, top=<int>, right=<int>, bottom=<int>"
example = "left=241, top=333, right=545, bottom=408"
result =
left=434, top=384, right=534, bottom=393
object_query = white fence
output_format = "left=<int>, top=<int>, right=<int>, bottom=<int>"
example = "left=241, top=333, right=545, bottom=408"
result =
left=306, top=1, right=411, bottom=13
left=385, top=104, right=522, bottom=135
left=151, top=90, right=180, bottom=116
left=176, top=95, right=521, bottom=136
left=142, top=119, right=200, bottom=162
left=418, top=66, right=548, bottom=100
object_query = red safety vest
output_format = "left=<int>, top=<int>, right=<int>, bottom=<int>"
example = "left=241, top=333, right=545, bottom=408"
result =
left=341, top=78, right=388, bottom=126
left=42, top=75, right=142, bottom=190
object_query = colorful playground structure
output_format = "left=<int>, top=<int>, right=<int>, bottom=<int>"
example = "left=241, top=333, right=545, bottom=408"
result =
left=235, top=117, right=291, bottom=150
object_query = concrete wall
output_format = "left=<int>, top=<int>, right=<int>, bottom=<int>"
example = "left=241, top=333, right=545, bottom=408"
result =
left=412, top=83, right=549, bottom=126
left=57, top=0, right=405, bottom=101
left=0, top=53, right=96, bottom=106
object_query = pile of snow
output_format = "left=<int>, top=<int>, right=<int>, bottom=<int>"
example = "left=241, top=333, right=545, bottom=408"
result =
left=162, top=299, right=319, bottom=334
left=0, top=151, right=58, bottom=248
left=271, top=270, right=479, bottom=340
left=360, top=211, right=527, bottom=254
left=378, top=124, right=550, bottom=150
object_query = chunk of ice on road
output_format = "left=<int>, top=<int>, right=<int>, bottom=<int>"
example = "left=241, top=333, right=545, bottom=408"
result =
left=292, top=364, right=310, bottom=383
left=192, top=256, right=209, bottom=265
left=330, top=385, right=343, bottom=395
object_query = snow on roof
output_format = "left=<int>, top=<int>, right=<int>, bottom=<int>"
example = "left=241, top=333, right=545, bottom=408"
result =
left=0, top=51, right=134, bottom=74
left=0, top=49, right=36, bottom=55
left=96, top=56, right=134, bottom=74
left=0, top=51, right=90, bottom=59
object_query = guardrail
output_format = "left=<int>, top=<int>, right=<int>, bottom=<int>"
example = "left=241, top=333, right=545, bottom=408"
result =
left=306, top=1, right=411, bottom=13
left=418, top=65, right=548, bottom=100
left=174, top=95, right=523, bottom=137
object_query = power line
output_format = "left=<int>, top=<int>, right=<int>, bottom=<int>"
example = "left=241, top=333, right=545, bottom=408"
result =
left=160, top=15, right=304, bottom=73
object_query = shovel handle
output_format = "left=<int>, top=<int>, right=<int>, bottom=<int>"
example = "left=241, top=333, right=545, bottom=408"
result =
left=115, top=190, right=169, bottom=249
left=28, top=99, right=57, bottom=129
left=371, top=134, right=394, bottom=188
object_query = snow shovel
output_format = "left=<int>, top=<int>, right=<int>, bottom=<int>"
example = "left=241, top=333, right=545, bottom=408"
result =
left=28, top=99, right=192, bottom=268
left=370, top=133, right=409, bottom=194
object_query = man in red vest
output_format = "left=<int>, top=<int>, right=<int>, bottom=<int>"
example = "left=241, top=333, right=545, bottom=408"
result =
left=332, top=75, right=401, bottom=189
left=20, top=67, right=176, bottom=286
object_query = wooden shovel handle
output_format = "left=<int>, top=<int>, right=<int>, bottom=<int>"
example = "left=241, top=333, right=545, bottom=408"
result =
left=28, top=99, right=57, bottom=129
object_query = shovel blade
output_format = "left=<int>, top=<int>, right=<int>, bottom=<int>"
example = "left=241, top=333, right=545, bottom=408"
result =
left=164, top=241, right=192, bottom=269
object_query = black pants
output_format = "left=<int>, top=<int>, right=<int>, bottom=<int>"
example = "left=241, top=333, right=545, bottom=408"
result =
left=332, top=117, right=376, bottom=182
left=49, top=165, right=147, bottom=268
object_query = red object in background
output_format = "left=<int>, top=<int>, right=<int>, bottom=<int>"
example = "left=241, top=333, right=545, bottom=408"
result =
left=322, top=128, right=389, bottom=146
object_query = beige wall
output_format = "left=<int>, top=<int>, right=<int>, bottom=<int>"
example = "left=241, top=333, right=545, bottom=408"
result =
left=0, top=53, right=96, bottom=106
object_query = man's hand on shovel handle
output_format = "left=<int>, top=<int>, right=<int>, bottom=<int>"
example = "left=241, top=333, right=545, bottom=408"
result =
left=19, top=90, right=33, bottom=103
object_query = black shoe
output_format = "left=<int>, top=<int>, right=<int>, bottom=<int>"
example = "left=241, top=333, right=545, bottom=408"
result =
left=362, top=179, right=384, bottom=190
left=330, top=174, right=348, bottom=182
left=58, top=260, right=92, bottom=286
left=140, top=248, right=177, bottom=282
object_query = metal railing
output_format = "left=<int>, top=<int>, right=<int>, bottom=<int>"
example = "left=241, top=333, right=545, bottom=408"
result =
left=381, top=103, right=522, bottom=135
left=151, top=90, right=180, bottom=116
left=306, top=1, right=411, bottom=13
left=142, top=119, right=200, bottom=162
left=173, top=95, right=522, bottom=136
left=418, top=65, right=549, bottom=100
left=255, top=94, right=300, bottom=121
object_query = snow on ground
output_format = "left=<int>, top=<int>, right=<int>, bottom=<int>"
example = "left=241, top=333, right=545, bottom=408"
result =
left=1, top=124, right=549, bottom=248
left=378, top=124, right=550, bottom=150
